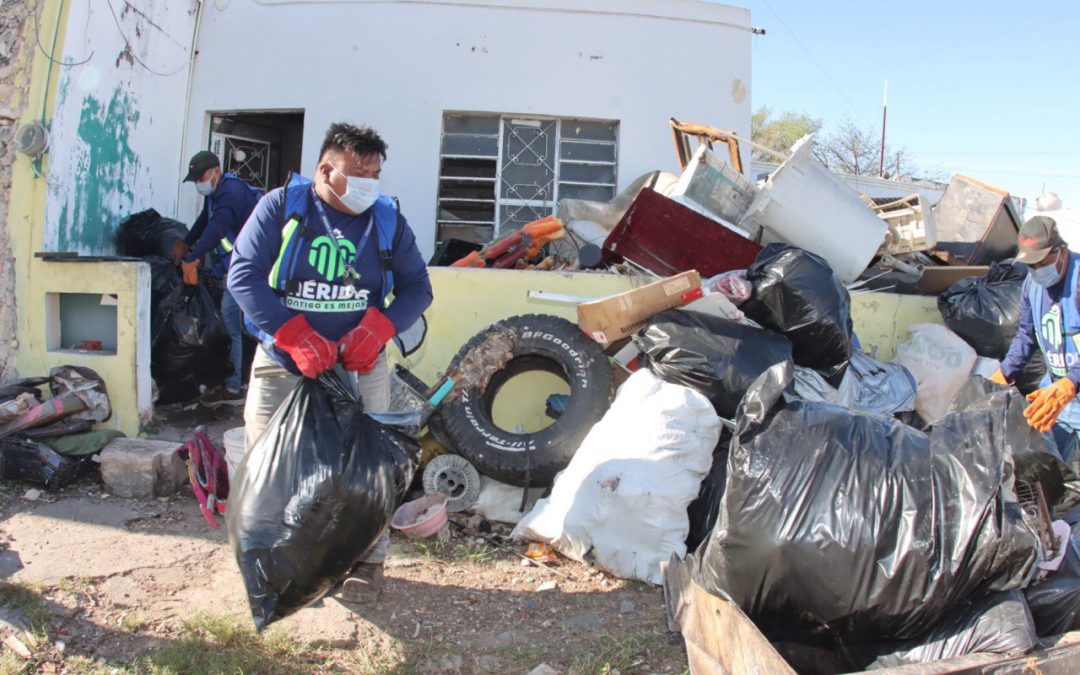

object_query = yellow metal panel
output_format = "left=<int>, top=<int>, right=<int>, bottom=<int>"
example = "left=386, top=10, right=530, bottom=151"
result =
left=394, top=271, right=944, bottom=389
left=390, top=267, right=639, bottom=384
left=851, top=292, right=943, bottom=362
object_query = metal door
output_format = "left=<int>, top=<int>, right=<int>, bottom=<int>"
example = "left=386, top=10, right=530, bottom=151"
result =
left=210, top=133, right=272, bottom=191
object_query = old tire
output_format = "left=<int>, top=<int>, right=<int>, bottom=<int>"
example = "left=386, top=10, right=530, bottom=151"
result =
left=437, top=314, right=613, bottom=487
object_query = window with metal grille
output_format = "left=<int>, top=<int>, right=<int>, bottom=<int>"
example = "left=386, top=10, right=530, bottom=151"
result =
left=437, top=113, right=618, bottom=244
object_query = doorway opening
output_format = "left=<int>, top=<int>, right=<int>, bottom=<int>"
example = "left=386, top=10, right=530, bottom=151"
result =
left=208, top=111, right=305, bottom=192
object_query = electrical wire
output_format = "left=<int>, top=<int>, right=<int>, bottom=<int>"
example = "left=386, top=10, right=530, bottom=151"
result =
left=104, top=0, right=187, bottom=77
left=33, top=3, right=93, bottom=67
left=760, top=0, right=870, bottom=125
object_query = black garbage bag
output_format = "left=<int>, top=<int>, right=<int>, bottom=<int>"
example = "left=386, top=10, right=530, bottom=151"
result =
left=694, top=362, right=1040, bottom=641
left=227, top=373, right=419, bottom=630
left=114, top=208, right=188, bottom=259
left=741, top=244, right=852, bottom=385
left=952, top=376, right=1080, bottom=512
left=685, top=431, right=731, bottom=554
left=938, top=262, right=1046, bottom=395
left=855, top=591, right=1037, bottom=669
left=939, top=262, right=1025, bottom=358
left=1026, top=535, right=1080, bottom=637
left=634, top=310, right=792, bottom=418
left=150, top=283, right=229, bottom=404
left=145, top=255, right=182, bottom=322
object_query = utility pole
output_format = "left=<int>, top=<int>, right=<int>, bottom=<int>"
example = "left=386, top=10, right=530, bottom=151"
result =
left=879, top=80, right=888, bottom=178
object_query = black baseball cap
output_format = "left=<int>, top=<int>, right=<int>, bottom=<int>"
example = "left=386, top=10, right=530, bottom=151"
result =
left=1016, top=215, right=1067, bottom=265
left=183, top=150, right=220, bottom=182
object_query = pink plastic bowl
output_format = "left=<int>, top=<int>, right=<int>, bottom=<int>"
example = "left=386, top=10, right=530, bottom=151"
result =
left=391, top=493, right=449, bottom=539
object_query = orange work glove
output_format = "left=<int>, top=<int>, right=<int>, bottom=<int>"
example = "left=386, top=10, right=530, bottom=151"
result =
left=180, top=259, right=199, bottom=286
left=989, top=369, right=1011, bottom=386
left=1024, top=378, right=1078, bottom=433
left=339, top=308, right=396, bottom=373
left=171, top=240, right=190, bottom=264
left=273, top=315, right=337, bottom=379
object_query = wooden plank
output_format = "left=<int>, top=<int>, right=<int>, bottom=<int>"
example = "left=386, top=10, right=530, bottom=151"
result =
left=916, top=265, right=988, bottom=295
left=663, top=556, right=796, bottom=675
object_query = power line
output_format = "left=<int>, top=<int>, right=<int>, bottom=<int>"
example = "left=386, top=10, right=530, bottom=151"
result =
left=759, top=0, right=871, bottom=125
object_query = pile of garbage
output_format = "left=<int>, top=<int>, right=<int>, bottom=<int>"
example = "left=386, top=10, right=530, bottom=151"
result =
left=115, top=209, right=232, bottom=405
left=0, top=367, right=120, bottom=489
left=416, top=236, right=1080, bottom=670
left=437, top=120, right=1026, bottom=304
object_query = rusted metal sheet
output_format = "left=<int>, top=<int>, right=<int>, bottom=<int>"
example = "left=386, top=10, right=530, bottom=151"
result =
left=603, top=188, right=762, bottom=277
left=931, top=174, right=1022, bottom=266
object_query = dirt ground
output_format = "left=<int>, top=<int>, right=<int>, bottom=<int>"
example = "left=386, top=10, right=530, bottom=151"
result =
left=0, top=404, right=690, bottom=674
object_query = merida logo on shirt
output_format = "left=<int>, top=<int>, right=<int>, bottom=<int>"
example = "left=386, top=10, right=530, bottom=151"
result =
left=284, top=280, right=369, bottom=312
left=308, top=234, right=358, bottom=282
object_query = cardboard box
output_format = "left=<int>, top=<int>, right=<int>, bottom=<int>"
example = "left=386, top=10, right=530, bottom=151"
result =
left=577, top=271, right=701, bottom=344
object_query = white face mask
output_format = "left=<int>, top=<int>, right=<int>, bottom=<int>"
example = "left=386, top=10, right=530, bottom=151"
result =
left=1032, top=251, right=1066, bottom=288
left=195, top=177, right=216, bottom=196
left=330, top=167, right=379, bottom=214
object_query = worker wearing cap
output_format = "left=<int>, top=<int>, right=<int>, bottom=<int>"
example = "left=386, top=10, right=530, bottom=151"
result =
left=172, top=150, right=261, bottom=407
left=994, top=216, right=1080, bottom=449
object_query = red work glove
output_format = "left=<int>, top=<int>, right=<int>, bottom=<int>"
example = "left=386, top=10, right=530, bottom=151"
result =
left=180, top=260, right=200, bottom=286
left=273, top=315, right=337, bottom=379
left=1024, top=378, right=1077, bottom=433
left=339, top=308, right=396, bottom=373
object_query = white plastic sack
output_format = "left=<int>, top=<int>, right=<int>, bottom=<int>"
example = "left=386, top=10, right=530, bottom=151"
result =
left=894, top=323, right=977, bottom=424
left=512, top=369, right=720, bottom=584
left=468, top=475, right=542, bottom=525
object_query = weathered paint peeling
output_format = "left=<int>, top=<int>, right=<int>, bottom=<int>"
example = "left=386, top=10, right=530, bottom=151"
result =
left=56, top=88, right=141, bottom=254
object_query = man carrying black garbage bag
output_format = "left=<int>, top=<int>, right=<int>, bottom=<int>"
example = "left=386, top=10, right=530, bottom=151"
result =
left=992, top=216, right=1080, bottom=453
left=172, top=150, right=261, bottom=407
left=227, top=122, right=433, bottom=604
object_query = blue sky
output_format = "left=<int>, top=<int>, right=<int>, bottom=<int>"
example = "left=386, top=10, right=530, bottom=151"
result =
left=732, top=0, right=1080, bottom=209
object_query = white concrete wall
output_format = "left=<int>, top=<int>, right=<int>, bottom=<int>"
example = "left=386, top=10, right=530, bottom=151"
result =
left=182, top=0, right=753, bottom=257
left=44, top=0, right=197, bottom=254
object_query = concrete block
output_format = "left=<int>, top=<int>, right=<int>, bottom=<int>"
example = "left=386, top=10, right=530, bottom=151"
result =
left=100, top=438, right=187, bottom=499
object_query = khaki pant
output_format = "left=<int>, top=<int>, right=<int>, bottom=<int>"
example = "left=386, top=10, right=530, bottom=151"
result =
left=243, top=347, right=392, bottom=563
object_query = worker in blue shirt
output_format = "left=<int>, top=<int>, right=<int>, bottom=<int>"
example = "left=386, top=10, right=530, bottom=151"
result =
left=994, top=216, right=1080, bottom=456
left=172, top=150, right=260, bottom=407
left=228, top=122, right=433, bottom=604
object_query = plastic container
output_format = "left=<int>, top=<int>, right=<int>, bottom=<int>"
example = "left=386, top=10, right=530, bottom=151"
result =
left=222, top=426, right=246, bottom=482
left=391, top=493, right=449, bottom=539
left=739, top=134, right=887, bottom=283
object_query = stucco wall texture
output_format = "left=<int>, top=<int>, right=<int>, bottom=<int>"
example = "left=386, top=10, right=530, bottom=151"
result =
left=0, top=0, right=38, bottom=380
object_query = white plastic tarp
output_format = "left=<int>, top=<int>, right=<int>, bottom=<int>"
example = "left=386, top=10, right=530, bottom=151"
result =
left=512, top=369, right=720, bottom=584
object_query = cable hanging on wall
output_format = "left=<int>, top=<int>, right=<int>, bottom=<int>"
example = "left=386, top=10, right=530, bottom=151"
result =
left=104, top=0, right=188, bottom=77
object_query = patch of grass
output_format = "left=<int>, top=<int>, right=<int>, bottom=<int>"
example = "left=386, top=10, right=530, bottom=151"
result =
left=54, top=576, right=93, bottom=595
left=139, top=416, right=162, bottom=436
left=568, top=634, right=668, bottom=675
left=411, top=538, right=450, bottom=559
left=52, top=655, right=120, bottom=675
left=501, top=642, right=549, bottom=665
left=136, top=613, right=319, bottom=675
left=348, top=641, right=417, bottom=675
left=0, top=627, right=51, bottom=675
left=0, top=580, right=50, bottom=627
left=120, top=613, right=149, bottom=632
left=456, top=542, right=499, bottom=564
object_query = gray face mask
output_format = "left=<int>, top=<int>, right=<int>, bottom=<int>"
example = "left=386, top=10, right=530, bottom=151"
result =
left=1032, top=251, right=1065, bottom=287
